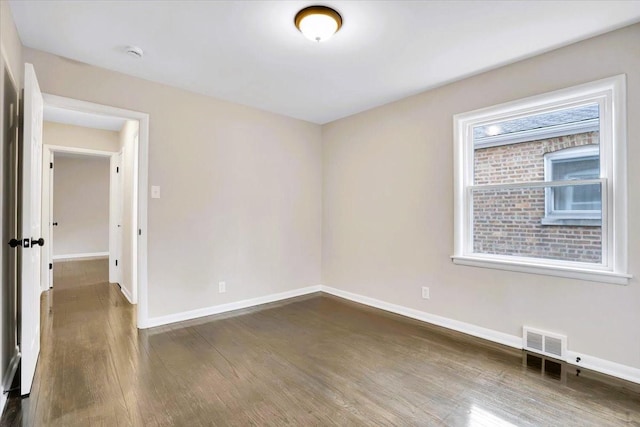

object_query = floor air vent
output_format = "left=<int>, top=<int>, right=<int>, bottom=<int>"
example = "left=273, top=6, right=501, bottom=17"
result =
left=523, top=327, right=566, bottom=360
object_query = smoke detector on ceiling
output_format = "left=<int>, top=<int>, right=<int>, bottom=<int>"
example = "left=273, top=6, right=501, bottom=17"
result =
left=125, top=46, right=144, bottom=59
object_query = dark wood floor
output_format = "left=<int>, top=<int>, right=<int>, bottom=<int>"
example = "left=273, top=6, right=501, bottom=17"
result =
left=2, top=259, right=640, bottom=426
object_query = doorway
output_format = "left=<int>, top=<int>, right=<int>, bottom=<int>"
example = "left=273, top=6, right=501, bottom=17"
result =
left=39, top=94, right=149, bottom=328
left=41, top=144, right=125, bottom=296
left=14, top=65, right=149, bottom=397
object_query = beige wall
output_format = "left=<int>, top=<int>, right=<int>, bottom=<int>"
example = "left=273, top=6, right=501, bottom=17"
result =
left=52, top=155, right=110, bottom=256
left=43, top=121, right=120, bottom=152
left=322, top=23, right=640, bottom=369
left=1, top=0, right=22, bottom=89
left=24, top=47, right=324, bottom=318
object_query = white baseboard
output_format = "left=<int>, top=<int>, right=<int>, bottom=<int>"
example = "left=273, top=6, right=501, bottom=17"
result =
left=53, top=251, right=109, bottom=261
left=566, top=350, right=640, bottom=384
left=320, top=286, right=522, bottom=349
left=140, top=285, right=322, bottom=329
left=0, top=347, right=20, bottom=415
left=0, top=393, right=6, bottom=421
left=118, top=283, right=134, bottom=305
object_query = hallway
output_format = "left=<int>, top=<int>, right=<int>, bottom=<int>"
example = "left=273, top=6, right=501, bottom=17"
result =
left=2, top=260, right=640, bottom=426
left=3, top=259, right=135, bottom=425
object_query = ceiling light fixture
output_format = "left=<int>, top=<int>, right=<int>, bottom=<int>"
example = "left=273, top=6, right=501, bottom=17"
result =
left=294, top=6, right=342, bottom=42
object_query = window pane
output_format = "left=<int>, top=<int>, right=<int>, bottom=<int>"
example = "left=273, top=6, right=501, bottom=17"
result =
left=473, top=104, right=600, bottom=185
left=553, top=184, right=601, bottom=212
left=472, top=185, right=602, bottom=264
left=552, top=157, right=599, bottom=180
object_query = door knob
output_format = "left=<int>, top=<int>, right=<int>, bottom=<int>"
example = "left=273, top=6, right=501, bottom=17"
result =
left=31, top=238, right=45, bottom=247
left=8, top=238, right=22, bottom=248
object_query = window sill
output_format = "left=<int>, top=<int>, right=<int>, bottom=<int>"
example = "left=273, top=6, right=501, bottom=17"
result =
left=540, top=217, right=601, bottom=226
left=451, top=256, right=631, bottom=285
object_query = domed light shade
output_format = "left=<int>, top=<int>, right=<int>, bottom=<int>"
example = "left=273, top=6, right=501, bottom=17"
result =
left=294, top=6, right=342, bottom=42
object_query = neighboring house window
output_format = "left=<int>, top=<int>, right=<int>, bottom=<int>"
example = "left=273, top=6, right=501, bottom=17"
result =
left=543, top=146, right=601, bottom=225
left=453, top=76, right=629, bottom=284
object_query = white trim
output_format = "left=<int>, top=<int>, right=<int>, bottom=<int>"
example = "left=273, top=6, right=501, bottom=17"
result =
left=45, top=144, right=115, bottom=157
left=140, top=286, right=322, bottom=329
left=41, top=146, right=53, bottom=292
left=137, top=113, right=149, bottom=325
left=453, top=75, right=628, bottom=282
left=471, top=177, right=602, bottom=191
left=451, top=256, right=630, bottom=285
left=118, top=282, right=134, bottom=304
left=131, top=134, right=139, bottom=304
left=320, top=286, right=522, bottom=349
left=610, top=74, right=628, bottom=284
left=53, top=252, right=109, bottom=261
left=0, top=395, right=5, bottom=420
left=42, top=94, right=149, bottom=329
left=566, top=351, right=640, bottom=385
left=0, top=44, right=18, bottom=90
left=0, top=53, right=20, bottom=412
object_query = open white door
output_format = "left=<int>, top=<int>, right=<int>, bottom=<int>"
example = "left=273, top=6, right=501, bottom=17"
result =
left=109, top=151, right=123, bottom=284
left=21, top=63, right=44, bottom=396
left=48, top=152, right=53, bottom=287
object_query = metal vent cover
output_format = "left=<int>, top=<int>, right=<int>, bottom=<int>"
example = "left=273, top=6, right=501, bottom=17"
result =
left=527, top=332, right=543, bottom=352
left=523, top=327, right=566, bottom=360
left=544, top=336, right=563, bottom=358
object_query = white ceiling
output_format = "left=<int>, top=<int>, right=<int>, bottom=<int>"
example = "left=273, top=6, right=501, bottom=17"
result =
left=10, top=1, right=640, bottom=124
left=44, top=105, right=126, bottom=131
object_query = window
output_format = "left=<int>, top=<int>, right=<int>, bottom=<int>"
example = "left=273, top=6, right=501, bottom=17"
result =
left=543, top=145, right=601, bottom=225
left=453, top=76, right=629, bottom=284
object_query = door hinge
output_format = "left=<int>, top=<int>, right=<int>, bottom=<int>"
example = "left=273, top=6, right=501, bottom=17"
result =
left=50, top=162, right=53, bottom=169
left=49, top=263, right=53, bottom=270
left=116, top=166, right=119, bottom=173
left=115, top=259, right=118, bottom=266
left=138, top=229, right=142, bottom=236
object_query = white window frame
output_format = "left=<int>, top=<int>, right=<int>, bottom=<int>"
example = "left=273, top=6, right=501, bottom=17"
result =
left=452, top=75, right=630, bottom=285
left=542, top=145, right=601, bottom=225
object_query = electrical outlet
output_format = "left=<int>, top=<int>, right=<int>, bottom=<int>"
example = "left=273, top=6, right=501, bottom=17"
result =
left=421, top=286, right=430, bottom=299
left=218, top=281, right=226, bottom=293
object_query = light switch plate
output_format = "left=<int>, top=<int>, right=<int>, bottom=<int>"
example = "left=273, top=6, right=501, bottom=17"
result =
left=151, top=185, right=161, bottom=199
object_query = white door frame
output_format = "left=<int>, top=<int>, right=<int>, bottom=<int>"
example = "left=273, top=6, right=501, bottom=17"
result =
left=0, top=47, right=21, bottom=403
left=41, top=94, right=149, bottom=329
left=40, top=146, right=53, bottom=290
left=41, top=145, right=120, bottom=291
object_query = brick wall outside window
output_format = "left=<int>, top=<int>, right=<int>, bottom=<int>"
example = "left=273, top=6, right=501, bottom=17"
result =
left=473, top=131, right=601, bottom=263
